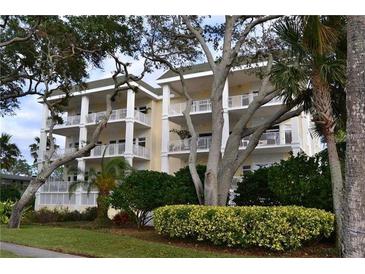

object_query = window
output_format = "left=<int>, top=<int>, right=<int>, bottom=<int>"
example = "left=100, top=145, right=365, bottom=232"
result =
left=137, top=106, right=148, bottom=114
left=133, top=137, right=146, bottom=147
left=242, top=165, right=251, bottom=173
left=199, top=133, right=212, bottom=137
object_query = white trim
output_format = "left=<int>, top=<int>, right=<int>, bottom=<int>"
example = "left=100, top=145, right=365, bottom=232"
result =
left=156, top=61, right=268, bottom=84
left=39, top=81, right=160, bottom=102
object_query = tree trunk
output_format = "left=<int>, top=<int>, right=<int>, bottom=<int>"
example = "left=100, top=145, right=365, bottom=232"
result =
left=94, top=194, right=111, bottom=226
left=204, top=75, right=226, bottom=205
left=312, top=70, right=344, bottom=250
left=325, top=131, right=345, bottom=243
left=342, top=15, right=365, bottom=257
left=8, top=178, right=44, bottom=228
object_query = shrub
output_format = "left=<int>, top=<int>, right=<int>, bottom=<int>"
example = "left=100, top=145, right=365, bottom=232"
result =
left=23, top=207, right=97, bottom=223
left=0, top=185, right=21, bottom=202
left=110, top=170, right=194, bottom=228
left=174, top=165, right=205, bottom=205
left=112, top=211, right=133, bottom=226
left=0, top=200, right=14, bottom=224
left=233, top=167, right=279, bottom=206
left=234, top=152, right=333, bottom=211
left=154, top=205, right=335, bottom=251
left=268, top=153, right=333, bottom=211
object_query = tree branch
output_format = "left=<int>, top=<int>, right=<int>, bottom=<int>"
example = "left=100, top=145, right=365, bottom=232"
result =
left=181, top=15, right=216, bottom=71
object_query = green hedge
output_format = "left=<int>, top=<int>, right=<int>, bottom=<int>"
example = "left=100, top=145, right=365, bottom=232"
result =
left=154, top=205, right=335, bottom=251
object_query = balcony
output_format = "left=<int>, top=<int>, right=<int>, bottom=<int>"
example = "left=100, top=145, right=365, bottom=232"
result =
left=88, top=143, right=150, bottom=159
left=169, top=99, right=212, bottom=116
left=86, top=108, right=150, bottom=126
left=169, top=131, right=292, bottom=153
left=169, top=92, right=283, bottom=117
left=89, top=143, right=125, bottom=157
left=169, top=136, right=212, bottom=152
left=46, top=115, right=80, bottom=128
left=228, top=93, right=283, bottom=109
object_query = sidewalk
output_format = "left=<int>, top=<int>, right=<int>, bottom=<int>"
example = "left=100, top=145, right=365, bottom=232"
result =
left=0, top=242, right=84, bottom=258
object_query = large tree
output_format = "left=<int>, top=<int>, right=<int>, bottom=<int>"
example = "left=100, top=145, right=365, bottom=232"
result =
left=272, top=16, right=347, bottom=246
left=342, top=16, right=365, bottom=257
left=1, top=16, right=148, bottom=228
left=143, top=16, right=305, bottom=205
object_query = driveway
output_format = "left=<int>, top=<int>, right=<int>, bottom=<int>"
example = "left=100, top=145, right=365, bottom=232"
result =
left=0, top=242, right=84, bottom=258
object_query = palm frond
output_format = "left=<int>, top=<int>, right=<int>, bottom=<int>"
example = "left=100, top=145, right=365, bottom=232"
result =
left=274, top=16, right=306, bottom=57
left=103, top=157, right=133, bottom=183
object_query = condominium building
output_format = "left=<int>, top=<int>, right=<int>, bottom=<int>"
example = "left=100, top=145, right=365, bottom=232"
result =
left=35, top=63, right=321, bottom=211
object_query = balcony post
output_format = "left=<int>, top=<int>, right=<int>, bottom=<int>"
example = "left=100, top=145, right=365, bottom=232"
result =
left=76, top=159, right=85, bottom=210
left=79, top=95, right=89, bottom=149
left=38, top=103, right=49, bottom=171
left=161, top=84, right=170, bottom=173
left=221, top=79, right=230, bottom=153
left=125, top=89, right=135, bottom=165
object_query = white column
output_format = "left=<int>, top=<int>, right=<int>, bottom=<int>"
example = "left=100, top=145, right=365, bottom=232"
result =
left=125, top=89, right=135, bottom=165
left=161, top=85, right=170, bottom=173
left=76, top=159, right=85, bottom=210
left=38, top=104, right=49, bottom=171
left=291, top=116, right=301, bottom=155
left=221, top=79, right=229, bottom=153
left=79, top=95, right=89, bottom=148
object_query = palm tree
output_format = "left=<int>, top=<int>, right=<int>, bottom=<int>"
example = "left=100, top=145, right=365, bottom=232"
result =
left=272, top=16, right=347, bottom=247
left=29, top=136, right=59, bottom=163
left=342, top=16, right=365, bottom=258
left=0, top=133, right=21, bottom=171
left=69, top=147, right=132, bottom=225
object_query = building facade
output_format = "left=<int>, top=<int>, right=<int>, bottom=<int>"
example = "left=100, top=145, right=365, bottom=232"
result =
left=35, top=64, right=321, bottom=211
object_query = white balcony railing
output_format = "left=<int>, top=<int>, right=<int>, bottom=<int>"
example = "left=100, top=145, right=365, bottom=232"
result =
left=133, top=144, right=150, bottom=158
left=134, top=110, right=151, bottom=125
left=169, top=99, right=212, bottom=116
left=169, top=136, right=212, bottom=152
left=86, top=109, right=127, bottom=124
left=89, top=143, right=126, bottom=157
left=86, top=108, right=150, bottom=125
left=169, top=131, right=292, bottom=153
left=228, top=92, right=283, bottom=109
left=46, top=115, right=80, bottom=128
left=240, top=131, right=292, bottom=148
left=89, top=143, right=150, bottom=159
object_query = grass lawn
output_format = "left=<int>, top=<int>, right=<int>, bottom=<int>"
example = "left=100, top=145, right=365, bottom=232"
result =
left=0, top=224, right=240, bottom=258
left=0, top=223, right=337, bottom=258
left=0, top=249, right=23, bottom=258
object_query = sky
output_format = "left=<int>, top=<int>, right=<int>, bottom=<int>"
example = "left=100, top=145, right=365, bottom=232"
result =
left=0, top=56, right=165, bottom=163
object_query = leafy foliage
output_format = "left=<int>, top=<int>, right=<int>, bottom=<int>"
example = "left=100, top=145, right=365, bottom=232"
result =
left=233, top=167, right=279, bottom=206
left=0, top=185, right=21, bottom=202
left=0, top=133, right=21, bottom=170
left=22, top=207, right=97, bottom=224
left=173, top=165, right=205, bottom=205
left=110, top=170, right=196, bottom=228
left=234, top=152, right=333, bottom=211
left=0, top=15, right=141, bottom=115
left=0, top=200, right=15, bottom=224
left=154, top=205, right=334, bottom=251
left=112, top=211, right=133, bottom=227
